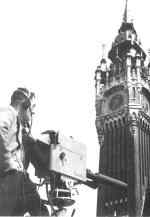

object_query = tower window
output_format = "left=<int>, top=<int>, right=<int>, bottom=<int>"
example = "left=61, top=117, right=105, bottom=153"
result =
left=132, top=87, right=136, bottom=98
left=128, top=34, right=132, bottom=39
left=131, top=67, right=137, bottom=79
left=115, top=61, right=122, bottom=78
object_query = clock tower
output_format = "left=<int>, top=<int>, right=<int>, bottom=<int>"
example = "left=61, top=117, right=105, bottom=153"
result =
left=95, top=0, right=150, bottom=216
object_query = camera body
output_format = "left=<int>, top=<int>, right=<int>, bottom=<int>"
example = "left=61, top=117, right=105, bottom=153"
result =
left=37, top=132, right=87, bottom=182
left=49, top=133, right=86, bottom=182
left=31, top=131, right=87, bottom=209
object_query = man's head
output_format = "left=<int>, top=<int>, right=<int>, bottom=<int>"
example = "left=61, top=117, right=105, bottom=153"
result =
left=11, top=87, right=35, bottom=128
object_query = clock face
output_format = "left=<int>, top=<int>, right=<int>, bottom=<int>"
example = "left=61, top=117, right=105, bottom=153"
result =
left=109, top=94, right=124, bottom=111
left=96, top=89, right=126, bottom=116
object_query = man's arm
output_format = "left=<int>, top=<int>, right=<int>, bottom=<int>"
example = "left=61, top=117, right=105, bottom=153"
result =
left=23, top=134, right=49, bottom=174
left=0, top=108, right=15, bottom=170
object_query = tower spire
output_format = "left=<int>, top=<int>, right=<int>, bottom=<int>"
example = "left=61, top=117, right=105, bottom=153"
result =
left=123, top=0, right=128, bottom=23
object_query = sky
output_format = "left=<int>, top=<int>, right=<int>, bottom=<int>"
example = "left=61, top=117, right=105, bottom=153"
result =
left=0, top=0, right=150, bottom=216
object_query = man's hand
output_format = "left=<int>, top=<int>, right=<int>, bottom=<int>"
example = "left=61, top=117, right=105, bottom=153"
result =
left=52, top=208, right=67, bottom=217
left=42, top=130, right=59, bottom=145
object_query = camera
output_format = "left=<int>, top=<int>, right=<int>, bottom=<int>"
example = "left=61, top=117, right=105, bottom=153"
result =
left=28, top=130, right=87, bottom=209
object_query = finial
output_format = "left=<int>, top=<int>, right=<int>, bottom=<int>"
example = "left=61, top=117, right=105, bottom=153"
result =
left=123, top=0, right=128, bottom=23
left=102, top=43, right=106, bottom=59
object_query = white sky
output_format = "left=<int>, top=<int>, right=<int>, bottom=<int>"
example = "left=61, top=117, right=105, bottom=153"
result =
left=0, top=0, right=150, bottom=216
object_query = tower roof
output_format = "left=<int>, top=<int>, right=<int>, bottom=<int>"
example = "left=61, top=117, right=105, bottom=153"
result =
left=108, top=0, right=146, bottom=61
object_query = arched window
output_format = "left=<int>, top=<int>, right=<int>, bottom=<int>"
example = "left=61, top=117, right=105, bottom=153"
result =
left=132, top=87, right=136, bottom=99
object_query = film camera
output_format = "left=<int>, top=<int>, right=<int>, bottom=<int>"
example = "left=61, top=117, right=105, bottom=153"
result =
left=27, top=130, right=87, bottom=211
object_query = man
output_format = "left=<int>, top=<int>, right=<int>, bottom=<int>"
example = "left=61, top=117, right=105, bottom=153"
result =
left=0, top=87, right=49, bottom=216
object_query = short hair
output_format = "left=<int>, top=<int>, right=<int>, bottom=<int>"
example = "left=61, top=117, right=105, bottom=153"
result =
left=11, top=87, right=30, bottom=105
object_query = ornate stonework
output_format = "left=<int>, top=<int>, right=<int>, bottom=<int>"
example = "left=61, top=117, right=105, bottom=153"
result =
left=95, top=1, right=150, bottom=216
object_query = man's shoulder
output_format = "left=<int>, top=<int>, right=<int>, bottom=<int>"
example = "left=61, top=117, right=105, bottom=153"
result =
left=0, top=106, right=17, bottom=120
left=0, top=106, right=15, bottom=113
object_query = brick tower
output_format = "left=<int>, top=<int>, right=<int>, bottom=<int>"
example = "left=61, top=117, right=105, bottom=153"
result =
left=95, top=0, right=150, bottom=216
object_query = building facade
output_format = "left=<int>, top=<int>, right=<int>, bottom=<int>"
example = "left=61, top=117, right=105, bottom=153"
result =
left=95, top=1, right=150, bottom=216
